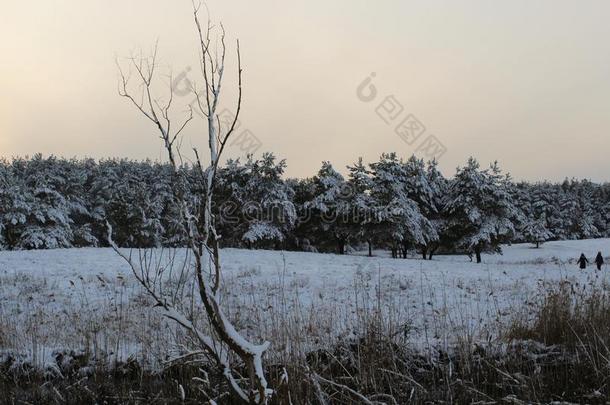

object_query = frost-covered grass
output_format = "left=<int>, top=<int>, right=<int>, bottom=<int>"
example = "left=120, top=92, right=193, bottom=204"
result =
left=1, top=238, right=608, bottom=371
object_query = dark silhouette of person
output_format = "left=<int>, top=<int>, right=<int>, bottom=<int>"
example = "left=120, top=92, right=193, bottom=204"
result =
left=577, top=253, right=589, bottom=270
left=595, top=252, right=604, bottom=271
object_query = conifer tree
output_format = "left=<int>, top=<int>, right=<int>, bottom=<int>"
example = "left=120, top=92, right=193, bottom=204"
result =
left=445, top=158, right=517, bottom=263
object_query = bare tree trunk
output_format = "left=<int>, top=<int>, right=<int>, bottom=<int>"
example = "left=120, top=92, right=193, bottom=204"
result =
left=113, top=4, right=271, bottom=403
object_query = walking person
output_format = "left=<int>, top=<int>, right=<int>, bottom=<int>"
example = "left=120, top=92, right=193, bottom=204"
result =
left=577, top=253, right=589, bottom=270
left=595, top=252, right=604, bottom=271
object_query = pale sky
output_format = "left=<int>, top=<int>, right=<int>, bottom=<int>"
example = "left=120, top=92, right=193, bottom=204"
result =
left=1, top=1, right=610, bottom=181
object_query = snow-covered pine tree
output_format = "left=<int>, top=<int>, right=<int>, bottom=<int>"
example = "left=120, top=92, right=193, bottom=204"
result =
left=139, top=161, right=170, bottom=247
left=538, top=182, right=566, bottom=239
left=241, top=153, right=296, bottom=249
left=346, top=157, right=375, bottom=256
left=444, top=158, right=517, bottom=263
left=402, top=155, right=440, bottom=259
left=591, top=183, right=610, bottom=236
left=158, top=161, right=188, bottom=246
left=93, top=160, right=166, bottom=248
left=16, top=155, right=74, bottom=249
left=511, top=181, right=556, bottom=247
left=525, top=183, right=557, bottom=247
left=555, top=179, right=600, bottom=240
left=0, top=159, right=12, bottom=249
left=59, top=157, right=98, bottom=247
left=599, top=189, right=610, bottom=237
left=596, top=182, right=610, bottom=236
left=423, top=159, right=449, bottom=259
left=574, top=179, right=601, bottom=239
left=369, top=153, right=432, bottom=258
left=509, top=182, right=531, bottom=242
left=558, top=190, right=580, bottom=240
left=0, top=159, right=31, bottom=249
left=522, top=214, right=553, bottom=248
left=290, top=177, right=319, bottom=252
left=214, top=154, right=295, bottom=249
left=214, top=157, right=250, bottom=246
left=304, top=161, right=352, bottom=254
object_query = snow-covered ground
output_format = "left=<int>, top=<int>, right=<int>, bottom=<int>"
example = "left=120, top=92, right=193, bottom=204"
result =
left=1, top=239, right=609, bottom=371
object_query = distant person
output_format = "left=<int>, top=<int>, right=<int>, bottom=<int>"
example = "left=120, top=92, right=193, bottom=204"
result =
left=577, top=253, right=589, bottom=270
left=595, top=252, right=604, bottom=271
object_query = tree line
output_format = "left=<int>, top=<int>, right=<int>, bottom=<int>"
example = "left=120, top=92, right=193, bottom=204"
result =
left=0, top=154, right=607, bottom=262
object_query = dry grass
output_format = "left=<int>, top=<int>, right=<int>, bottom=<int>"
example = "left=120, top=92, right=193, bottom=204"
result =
left=2, top=259, right=610, bottom=403
left=508, top=279, right=610, bottom=348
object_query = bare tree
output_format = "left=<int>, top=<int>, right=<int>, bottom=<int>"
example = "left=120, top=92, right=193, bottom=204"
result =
left=111, top=2, right=271, bottom=403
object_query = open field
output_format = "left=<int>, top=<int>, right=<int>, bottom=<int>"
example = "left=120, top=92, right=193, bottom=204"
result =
left=1, top=238, right=608, bottom=373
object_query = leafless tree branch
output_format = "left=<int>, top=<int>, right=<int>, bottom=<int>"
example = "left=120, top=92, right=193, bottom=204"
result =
left=113, top=2, right=269, bottom=403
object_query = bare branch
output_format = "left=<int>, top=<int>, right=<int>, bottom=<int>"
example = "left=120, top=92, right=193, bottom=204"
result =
left=313, top=373, right=375, bottom=405
left=114, top=4, right=270, bottom=403
left=212, top=39, right=242, bottom=190
left=116, top=44, right=194, bottom=170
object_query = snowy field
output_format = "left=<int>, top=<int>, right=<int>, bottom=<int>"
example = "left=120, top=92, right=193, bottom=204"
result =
left=1, top=239, right=609, bottom=371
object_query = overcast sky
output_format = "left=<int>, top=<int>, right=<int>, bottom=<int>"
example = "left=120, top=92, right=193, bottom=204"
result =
left=2, top=0, right=610, bottom=181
